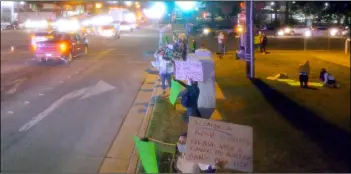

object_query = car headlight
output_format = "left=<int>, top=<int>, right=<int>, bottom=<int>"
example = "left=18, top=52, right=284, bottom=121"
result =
left=277, top=30, right=284, bottom=36
left=203, top=28, right=210, bottom=35
left=330, top=28, right=338, bottom=36
left=284, top=27, right=291, bottom=33
left=304, top=30, right=312, bottom=37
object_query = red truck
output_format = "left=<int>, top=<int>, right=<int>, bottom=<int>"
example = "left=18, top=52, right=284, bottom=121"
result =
left=32, top=32, right=88, bottom=64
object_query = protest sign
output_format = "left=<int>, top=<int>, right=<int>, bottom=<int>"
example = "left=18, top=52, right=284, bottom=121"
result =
left=185, top=117, right=253, bottom=172
left=163, top=47, right=183, bottom=60
left=175, top=60, right=204, bottom=82
left=134, top=136, right=159, bottom=173
left=169, top=79, right=183, bottom=105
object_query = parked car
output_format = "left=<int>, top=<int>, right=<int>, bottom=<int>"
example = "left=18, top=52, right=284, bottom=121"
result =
left=33, top=32, right=88, bottom=64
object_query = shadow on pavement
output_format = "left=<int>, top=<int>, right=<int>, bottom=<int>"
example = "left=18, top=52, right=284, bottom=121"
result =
left=251, top=78, right=350, bottom=167
left=144, top=67, right=159, bottom=75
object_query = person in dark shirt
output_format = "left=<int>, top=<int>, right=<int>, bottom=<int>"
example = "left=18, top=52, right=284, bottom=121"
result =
left=259, top=31, right=268, bottom=54
left=174, top=79, right=201, bottom=121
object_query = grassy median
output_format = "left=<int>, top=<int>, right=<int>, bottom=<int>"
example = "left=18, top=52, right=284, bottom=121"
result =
left=138, top=96, right=187, bottom=173
left=216, top=50, right=350, bottom=172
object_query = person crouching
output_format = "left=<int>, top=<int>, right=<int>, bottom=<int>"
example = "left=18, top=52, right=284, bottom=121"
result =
left=320, top=68, right=338, bottom=88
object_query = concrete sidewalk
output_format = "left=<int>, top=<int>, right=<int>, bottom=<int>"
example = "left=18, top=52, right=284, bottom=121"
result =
left=98, top=73, right=158, bottom=173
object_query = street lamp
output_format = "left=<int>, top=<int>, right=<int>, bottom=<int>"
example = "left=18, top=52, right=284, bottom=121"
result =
left=325, top=2, right=329, bottom=7
left=143, top=2, right=166, bottom=48
left=175, top=1, right=196, bottom=11
left=271, top=2, right=275, bottom=6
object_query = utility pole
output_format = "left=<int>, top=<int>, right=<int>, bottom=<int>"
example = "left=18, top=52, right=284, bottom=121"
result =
left=245, top=0, right=254, bottom=79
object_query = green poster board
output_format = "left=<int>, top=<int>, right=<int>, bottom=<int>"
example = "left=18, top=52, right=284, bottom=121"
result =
left=134, top=137, right=159, bottom=173
left=169, top=79, right=182, bottom=105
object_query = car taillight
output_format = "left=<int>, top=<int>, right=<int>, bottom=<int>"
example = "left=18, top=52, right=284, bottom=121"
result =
left=32, top=43, right=37, bottom=51
left=59, top=43, right=67, bottom=52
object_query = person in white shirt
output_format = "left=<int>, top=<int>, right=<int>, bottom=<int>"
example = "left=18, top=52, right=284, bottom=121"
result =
left=218, top=32, right=225, bottom=59
left=156, top=51, right=174, bottom=93
left=320, top=68, right=338, bottom=88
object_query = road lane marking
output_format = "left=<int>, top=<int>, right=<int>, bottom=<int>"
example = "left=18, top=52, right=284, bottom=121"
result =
left=18, top=87, right=89, bottom=132
left=80, top=80, right=116, bottom=100
left=18, top=81, right=116, bottom=132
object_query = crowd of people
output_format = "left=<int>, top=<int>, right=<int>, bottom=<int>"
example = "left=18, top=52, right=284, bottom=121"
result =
left=152, top=33, right=226, bottom=173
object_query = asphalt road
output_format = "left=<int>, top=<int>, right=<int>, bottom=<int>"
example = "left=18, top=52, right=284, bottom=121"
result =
left=1, top=29, right=159, bottom=173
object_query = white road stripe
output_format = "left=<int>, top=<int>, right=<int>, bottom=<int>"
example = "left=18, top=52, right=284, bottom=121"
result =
left=18, top=88, right=89, bottom=132
left=18, top=80, right=116, bottom=132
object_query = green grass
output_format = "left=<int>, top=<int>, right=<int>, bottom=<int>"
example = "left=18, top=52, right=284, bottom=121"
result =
left=216, top=50, right=350, bottom=172
left=139, top=50, right=350, bottom=173
left=137, top=96, right=187, bottom=173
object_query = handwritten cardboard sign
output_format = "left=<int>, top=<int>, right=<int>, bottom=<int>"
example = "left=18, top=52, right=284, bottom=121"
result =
left=163, top=47, right=183, bottom=60
left=185, top=117, right=253, bottom=172
left=175, top=60, right=204, bottom=82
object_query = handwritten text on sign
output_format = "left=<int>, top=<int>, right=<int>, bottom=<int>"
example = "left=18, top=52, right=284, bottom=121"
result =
left=164, top=47, right=182, bottom=60
left=175, top=61, right=203, bottom=82
left=185, top=117, right=253, bottom=172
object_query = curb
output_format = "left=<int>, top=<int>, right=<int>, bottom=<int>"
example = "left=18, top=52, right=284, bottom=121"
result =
left=98, top=70, right=160, bottom=174
left=127, top=75, right=160, bottom=173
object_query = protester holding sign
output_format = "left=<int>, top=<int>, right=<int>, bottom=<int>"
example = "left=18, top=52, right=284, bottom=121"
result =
left=174, top=79, right=201, bottom=121
left=157, top=53, right=174, bottom=94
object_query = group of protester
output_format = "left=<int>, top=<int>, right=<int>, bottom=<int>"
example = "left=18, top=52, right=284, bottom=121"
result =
left=298, top=60, right=338, bottom=88
left=152, top=33, right=225, bottom=172
left=153, top=48, right=202, bottom=120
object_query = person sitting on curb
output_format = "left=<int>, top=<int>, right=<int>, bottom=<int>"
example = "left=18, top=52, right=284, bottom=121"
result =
left=298, top=60, right=310, bottom=88
left=174, top=79, right=201, bottom=122
left=320, top=68, right=338, bottom=88
left=175, top=132, right=227, bottom=173
left=236, top=46, right=245, bottom=60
